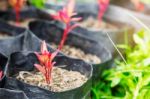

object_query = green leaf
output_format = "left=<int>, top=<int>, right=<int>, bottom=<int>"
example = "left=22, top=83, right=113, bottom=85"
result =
left=133, top=33, right=144, bottom=45
left=29, top=0, right=46, bottom=9
left=92, top=29, right=150, bottom=99
left=111, top=78, right=121, bottom=87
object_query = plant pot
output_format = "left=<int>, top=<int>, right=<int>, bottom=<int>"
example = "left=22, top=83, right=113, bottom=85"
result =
left=0, top=7, right=53, bottom=28
left=29, top=20, right=112, bottom=82
left=0, top=6, right=112, bottom=80
left=0, top=20, right=25, bottom=37
left=44, top=3, right=135, bottom=54
left=0, top=53, right=7, bottom=88
left=4, top=51, right=92, bottom=99
left=0, top=27, right=57, bottom=57
left=75, top=3, right=135, bottom=55
left=0, top=88, right=28, bottom=99
left=0, top=10, right=111, bottom=80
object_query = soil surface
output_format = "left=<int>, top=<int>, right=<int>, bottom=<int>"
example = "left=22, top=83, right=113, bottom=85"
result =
left=16, top=67, right=87, bottom=92
left=51, top=43, right=101, bottom=64
left=78, top=17, right=117, bottom=30
left=0, top=32, right=10, bottom=39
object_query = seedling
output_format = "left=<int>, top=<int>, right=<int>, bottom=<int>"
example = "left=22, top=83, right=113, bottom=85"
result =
left=34, top=41, right=58, bottom=84
left=97, top=0, right=109, bottom=22
left=51, top=0, right=81, bottom=50
left=34, top=0, right=81, bottom=84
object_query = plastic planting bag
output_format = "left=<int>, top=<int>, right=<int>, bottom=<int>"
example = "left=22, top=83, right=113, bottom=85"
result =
left=0, top=7, right=52, bottom=21
left=0, top=29, right=57, bottom=57
left=0, top=53, right=7, bottom=87
left=0, top=20, right=112, bottom=82
left=4, top=52, right=92, bottom=99
left=0, top=88, right=28, bottom=99
left=0, top=28, right=92, bottom=99
left=0, top=20, right=25, bottom=36
left=29, top=20, right=112, bottom=82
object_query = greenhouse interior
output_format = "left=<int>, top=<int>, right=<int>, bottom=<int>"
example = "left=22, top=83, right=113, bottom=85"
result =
left=0, top=0, right=150, bottom=99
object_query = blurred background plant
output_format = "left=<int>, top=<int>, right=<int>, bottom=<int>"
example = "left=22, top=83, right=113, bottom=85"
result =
left=92, top=29, right=150, bottom=99
left=29, top=0, right=46, bottom=9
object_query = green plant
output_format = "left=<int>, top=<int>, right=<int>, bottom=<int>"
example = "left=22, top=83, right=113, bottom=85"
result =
left=29, top=0, right=46, bottom=9
left=92, top=30, right=150, bottom=99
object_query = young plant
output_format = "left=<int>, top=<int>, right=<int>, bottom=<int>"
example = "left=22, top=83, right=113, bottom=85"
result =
left=8, top=0, right=26, bottom=24
left=51, top=0, right=81, bottom=50
left=0, top=70, right=3, bottom=80
left=97, top=0, right=110, bottom=22
left=34, top=41, right=58, bottom=84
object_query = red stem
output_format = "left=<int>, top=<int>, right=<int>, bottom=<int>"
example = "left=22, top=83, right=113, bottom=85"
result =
left=0, top=71, right=3, bottom=80
left=47, top=66, right=51, bottom=84
left=44, top=65, right=49, bottom=84
left=15, top=0, right=20, bottom=24
left=58, top=23, right=70, bottom=50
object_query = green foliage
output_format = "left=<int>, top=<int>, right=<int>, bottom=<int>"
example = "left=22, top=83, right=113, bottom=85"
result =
left=92, top=30, right=150, bottom=99
left=29, top=0, right=46, bottom=9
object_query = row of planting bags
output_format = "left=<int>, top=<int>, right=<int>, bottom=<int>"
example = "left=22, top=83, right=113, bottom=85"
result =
left=0, top=3, right=148, bottom=99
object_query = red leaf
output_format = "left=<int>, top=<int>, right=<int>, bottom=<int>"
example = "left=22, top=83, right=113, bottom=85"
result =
left=34, top=64, right=46, bottom=74
left=68, top=24, right=79, bottom=33
left=66, top=0, right=75, bottom=17
left=35, top=52, right=47, bottom=65
left=51, top=50, right=59, bottom=61
left=41, top=41, right=48, bottom=54
left=59, top=10, right=70, bottom=24
left=98, top=0, right=110, bottom=21
left=0, top=71, right=3, bottom=80
left=51, top=14, right=60, bottom=21
left=50, top=0, right=79, bottom=24
left=52, top=62, right=56, bottom=66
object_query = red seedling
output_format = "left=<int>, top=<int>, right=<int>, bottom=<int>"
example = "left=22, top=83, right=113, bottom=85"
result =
left=9, top=0, right=26, bottom=24
left=0, top=70, right=3, bottom=80
left=34, top=41, right=58, bottom=84
left=98, top=0, right=109, bottom=22
left=51, top=0, right=81, bottom=50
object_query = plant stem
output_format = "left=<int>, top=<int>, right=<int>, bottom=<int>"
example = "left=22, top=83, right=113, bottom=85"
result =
left=15, top=0, right=20, bottom=24
left=133, top=76, right=142, bottom=99
left=58, top=23, right=69, bottom=50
